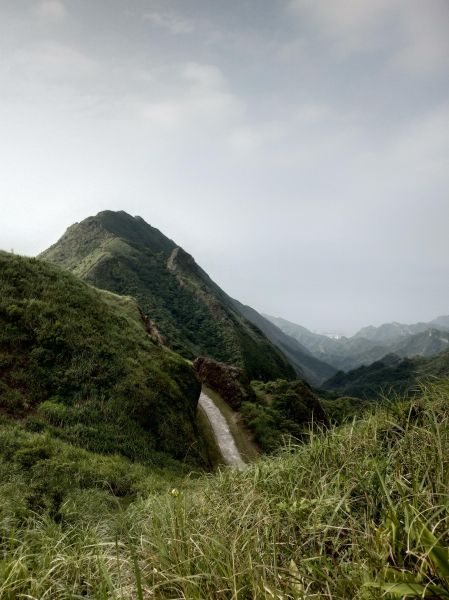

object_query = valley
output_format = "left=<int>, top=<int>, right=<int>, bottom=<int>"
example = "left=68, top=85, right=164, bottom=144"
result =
left=2, top=0, right=448, bottom=595
left=1, top=211, right=448, bottom=599
left=266, top=313, right=449, bottom=378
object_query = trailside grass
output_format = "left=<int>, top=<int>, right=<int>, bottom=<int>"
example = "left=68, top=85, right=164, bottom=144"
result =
left=1, top=381, right=448, bottom=599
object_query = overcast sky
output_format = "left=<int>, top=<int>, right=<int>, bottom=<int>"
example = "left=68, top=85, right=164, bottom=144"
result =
left=1, top=0, right=448, bottom=333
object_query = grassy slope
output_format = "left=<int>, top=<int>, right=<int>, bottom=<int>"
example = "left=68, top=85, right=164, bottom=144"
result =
left=1, top=382, right=448, bottom=598
left=243, top=378, right=329, bottom=452
left=40, top=210, right=296, bottom=382
left=0, top=251, right=204, bottom=466
left=0, top=416, right=189, bottom=518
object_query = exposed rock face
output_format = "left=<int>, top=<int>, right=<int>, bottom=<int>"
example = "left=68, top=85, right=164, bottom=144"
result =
left=193, top=357, right=255, bottom=410
left=139, top=308, right=167, bottom=346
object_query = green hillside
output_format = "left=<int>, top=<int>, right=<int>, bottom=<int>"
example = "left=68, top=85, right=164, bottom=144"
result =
left=243, top=378, right=329, bottom=452
left=0, top=251, right=204, bottom=466
left=235, top=301, right=336, bottom=384
left=1, top=380, right=448, bottom=598
left=40, top=211, right=295, bottom=382
left=323, top=350, right=449, bottom=399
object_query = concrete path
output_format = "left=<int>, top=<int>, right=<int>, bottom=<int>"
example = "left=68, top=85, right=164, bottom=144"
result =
left=198, top=391, right=246, bottom=469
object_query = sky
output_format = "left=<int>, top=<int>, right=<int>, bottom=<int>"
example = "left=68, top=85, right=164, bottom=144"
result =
left=1, top=0, right=448, bottom=334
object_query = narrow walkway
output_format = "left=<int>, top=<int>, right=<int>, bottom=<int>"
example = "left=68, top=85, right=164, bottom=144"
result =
left=198, top=391, right=246, bottom=469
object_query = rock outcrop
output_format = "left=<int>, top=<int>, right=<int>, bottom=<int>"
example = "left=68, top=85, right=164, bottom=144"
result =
left=193, top=357, right=255, bottom=410
left=139, top=308, right=167, bottom=346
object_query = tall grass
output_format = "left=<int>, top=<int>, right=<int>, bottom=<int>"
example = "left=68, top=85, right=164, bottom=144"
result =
left=1, top=382, right=448, bottom=598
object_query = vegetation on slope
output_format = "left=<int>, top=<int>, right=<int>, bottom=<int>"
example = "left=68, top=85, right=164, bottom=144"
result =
left=323, top=350, right=449, bottom=399
left=0, top=417, right=187, bottom=518
left=40, top=210, right=296, bottom=381
left=0, top=251, right=204, bottom=466
left=243, top=378, right=328, bottom=452
left=193, top=357, right=328, bottom=453
left=0, top=382, right=448, bottom=598
left=235, top=300, right=336, bottom=385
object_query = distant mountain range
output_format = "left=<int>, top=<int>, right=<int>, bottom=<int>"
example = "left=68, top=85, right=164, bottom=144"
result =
left=40, top=211, right=333, bottom=384
left=265, top=315, right=449, bottom=372
left=353, top=316, right=449, bottom=344
left=232, top=300, right=336, bottom=384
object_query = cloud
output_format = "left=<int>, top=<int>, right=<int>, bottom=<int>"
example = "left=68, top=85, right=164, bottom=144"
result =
left=228, top=121, right=283, bottom=156
left=287, top=0, right=396, bottom=55
left=34, top=0, right=67, bottom=23
left=286, top=0, right=449, bottom=76
left=11, top=42, right=97, bottom=80
left=227, top=100, right=345, bottom=167
left=143, top=11, right=195, bottom=35
left=390, top=2, right=449, bottom=76
left=386, top=102, right=449, bottom=183
left=139, top=62, right=244, bottom=132
left=288, top=0, right=392, bottom=33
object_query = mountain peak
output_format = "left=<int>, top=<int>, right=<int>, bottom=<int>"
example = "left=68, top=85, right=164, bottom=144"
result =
left=40, top=211, right=297, bottom=382
left=90, top=210, right=177, bottom=254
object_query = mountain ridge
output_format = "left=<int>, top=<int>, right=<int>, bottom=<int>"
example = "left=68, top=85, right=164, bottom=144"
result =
left=266, top=313, right=449, bottom=373
left=322, top=348, right=449, bottom=399
left=40, top=211, right=300, bottom=382
left=235, top=301, right=336, bottom=384
left=353, top=318, right=449, bottom=343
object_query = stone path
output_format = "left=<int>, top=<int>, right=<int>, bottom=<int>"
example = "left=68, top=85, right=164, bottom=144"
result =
left=198, top=391, right=246, bottom=469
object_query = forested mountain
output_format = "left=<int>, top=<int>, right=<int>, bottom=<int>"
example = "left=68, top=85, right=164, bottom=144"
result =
left=235, top=301, right=336, bottom=384
left=40, top=211, right=295, bottom=382
left=323, top=349, right=449, bottom=399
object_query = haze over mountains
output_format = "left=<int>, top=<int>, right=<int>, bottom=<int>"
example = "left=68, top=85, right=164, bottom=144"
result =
left=354, top=317, right=449, bottom=344
left=231, top=300, right=336, bottom=384
left=266, top=314, right=449, bottom=373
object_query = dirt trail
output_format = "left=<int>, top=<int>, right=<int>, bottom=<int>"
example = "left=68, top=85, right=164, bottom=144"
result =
left=198, top=391, right=246, bottom=469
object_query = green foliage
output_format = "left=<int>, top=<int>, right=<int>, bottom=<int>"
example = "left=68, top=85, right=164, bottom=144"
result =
left=321, top=394, right=374, bottom=423
left=1, top=382, right=448, bottom=598
left=241, top=378, right=328, bottom=452
left=324, top=351, right=449, bottom=400
left=0, top=417, right=186, bottom=521
left=40, top=210, right=295, bottom=381
left=367, top=506, right=449, bottom=597
left=0, top=251, right=204, bottom=466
